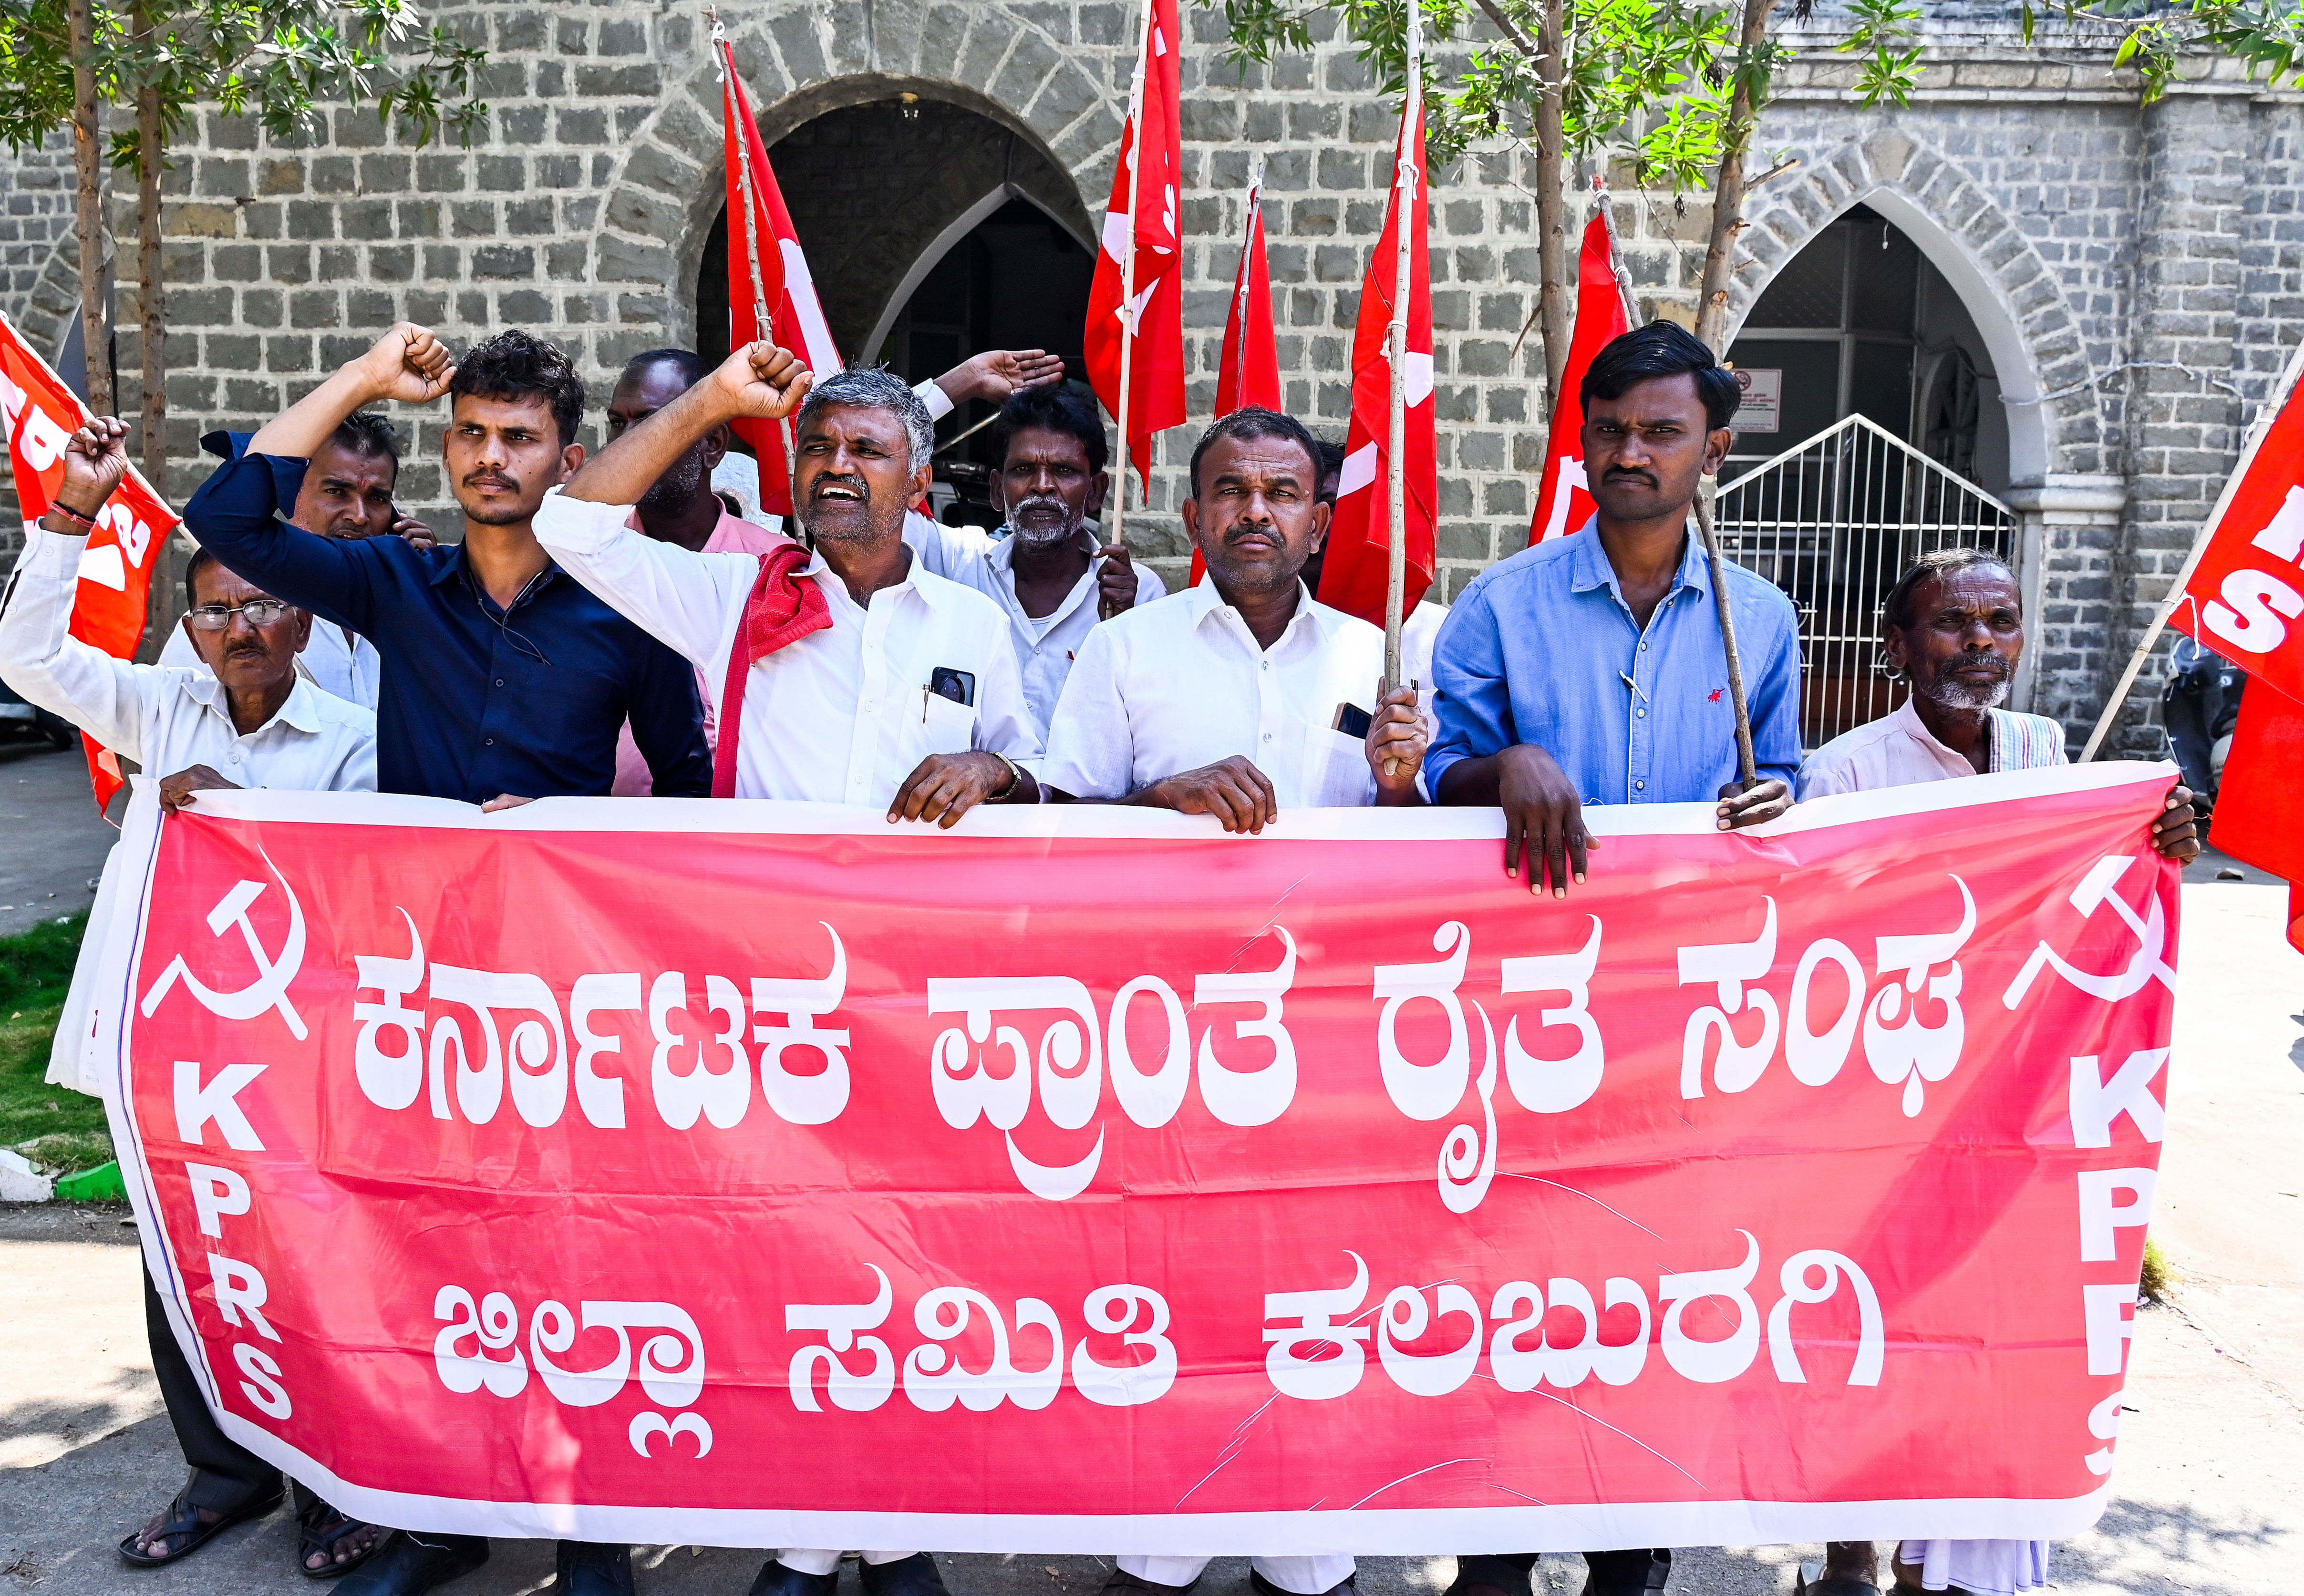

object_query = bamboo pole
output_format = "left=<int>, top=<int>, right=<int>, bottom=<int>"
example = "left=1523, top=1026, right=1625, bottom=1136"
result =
left=722, top=36, right=773, bottom=343
left=1104, top=0, right=1155, bottom=622
left=1225, top=155, right=1263, bottom=411
left=1592, top=175, right=1641, bottom=331
left=1384, top=0, right=1421, bottom=696
left=1694, top=484, right=1758, bottom=789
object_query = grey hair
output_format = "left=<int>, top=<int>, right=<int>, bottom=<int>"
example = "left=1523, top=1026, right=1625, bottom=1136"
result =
left=1880, top=547, right=2018, bottom=633
left=795, top=366, right=935, bottom=474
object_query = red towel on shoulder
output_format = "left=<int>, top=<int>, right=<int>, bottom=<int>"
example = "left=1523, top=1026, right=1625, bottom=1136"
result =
left=712, top=542, right=832, bottom=798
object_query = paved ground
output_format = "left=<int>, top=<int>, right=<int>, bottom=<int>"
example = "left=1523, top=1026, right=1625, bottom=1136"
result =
left=0, top=881, right=2294, bottom=1596
left=0, top=739, right=117, bottom=938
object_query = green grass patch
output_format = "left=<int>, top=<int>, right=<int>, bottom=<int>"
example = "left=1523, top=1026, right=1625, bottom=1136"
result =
left=0, top=913, right=112, bottom=1175
left=2140, top=1237, right=2174, bottom=1303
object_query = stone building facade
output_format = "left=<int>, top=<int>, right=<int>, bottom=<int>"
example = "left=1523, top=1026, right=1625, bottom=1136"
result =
left=0, top=0, right=2297, bottom=756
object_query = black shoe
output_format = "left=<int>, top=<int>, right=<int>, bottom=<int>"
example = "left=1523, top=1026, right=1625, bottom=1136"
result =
left=1252, top=1571, right=1356, bottom=1596
left=860, top=1554, right=953, bottom=1596
left=554, top=1541, right=636, bottom=1596
left=749, top=1559, right=841, bottom=1596
left=1446, top=1556, right=1537, bottom=1596
left=334, top=1531, right=489, bottom=1596
left=1579, top=1550, right=1670, bottom=1596
left=1798, top=1578, right=1881, bottom=1596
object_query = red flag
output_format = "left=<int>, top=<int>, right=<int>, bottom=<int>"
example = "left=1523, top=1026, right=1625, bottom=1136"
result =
left=2203, top=680, right=2304, bottom=950
left=1316, top=100, right=1435, bottom=628
left=1082, top=0, right=1186, bottom=498
left=2171, top=340, right=2304, bottom=703
left=719, top=35, right=843, bottom=519
left=1189, top=171, right=1285, bottom=587
left=1529, top=213, right=1634, bottom=545
left=1216, top=172, right=1281, bottom=418
left=0, top=312, right=177, bottom=812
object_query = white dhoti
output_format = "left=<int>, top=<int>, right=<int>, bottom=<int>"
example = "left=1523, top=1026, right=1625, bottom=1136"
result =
left=1896, top=1539, right=2051, bottom=1596
left=776, top=1552, right=920, bottom=1575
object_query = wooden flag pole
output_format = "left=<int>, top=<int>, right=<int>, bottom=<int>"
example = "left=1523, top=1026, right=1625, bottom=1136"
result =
left=1694, top=484, right=1758, bottom=789
left=1383, top=0, right=1420, bottom=699
left=1105, top=0, right=1156, bottom=619
left=1592, top=174, right=1641, bottom=330
left=1227, top=154, right=1264, bottom=410
left=2078, top=334, right=2304, bottom=761
left=719, top=29, right=774, bottom=343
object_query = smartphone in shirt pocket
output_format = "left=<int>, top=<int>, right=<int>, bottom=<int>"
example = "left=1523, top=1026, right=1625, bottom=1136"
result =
left=920, top=668, right=978, bottom=756
left=1303, top=708, right=1377, bottom=807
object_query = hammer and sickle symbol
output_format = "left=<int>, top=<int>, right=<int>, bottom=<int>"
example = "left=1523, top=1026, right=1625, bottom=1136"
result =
left=2001, top=855, right=2178, bottom=1009
left=140, top=850, right=308, bottom=1039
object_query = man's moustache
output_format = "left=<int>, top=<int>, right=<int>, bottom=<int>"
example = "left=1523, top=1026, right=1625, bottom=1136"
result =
left=1603, top=469, right=1658, bottom=487
left=463, top=473, right=518, bottom=491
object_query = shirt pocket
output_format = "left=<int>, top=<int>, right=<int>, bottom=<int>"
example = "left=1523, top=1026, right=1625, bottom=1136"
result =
left=919, top=687, right=978, bottom=757
left=1301, top=723, right=1375, bottom=808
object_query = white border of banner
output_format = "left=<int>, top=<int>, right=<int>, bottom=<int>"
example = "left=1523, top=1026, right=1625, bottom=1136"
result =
left=93, top=765, right=2171, bottom=1552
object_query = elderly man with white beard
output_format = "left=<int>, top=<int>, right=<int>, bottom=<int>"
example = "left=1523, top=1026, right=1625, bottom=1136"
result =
left=1791, top=546, right=2195, bottom=1596
left=904, top=382, right=1165, bottom=737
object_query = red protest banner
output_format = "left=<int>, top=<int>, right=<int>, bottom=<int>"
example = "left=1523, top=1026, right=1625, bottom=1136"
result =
left=1529, top=214, right=1634, bottom=546
left=96, top=770, right=2176, bottom=1550
left=0, top=311, right=180, bottom=810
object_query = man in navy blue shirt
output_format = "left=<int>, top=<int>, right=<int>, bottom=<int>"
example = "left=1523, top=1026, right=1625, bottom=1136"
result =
left=182, top=326, right=703, bottom=1596
left=1428, top=321, right=1801, bottom=902
left=186, top=324, right=710, bottom=809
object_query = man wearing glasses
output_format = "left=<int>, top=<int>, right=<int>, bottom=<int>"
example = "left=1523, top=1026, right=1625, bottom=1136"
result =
left=0, top=416, right=383, bottom=1580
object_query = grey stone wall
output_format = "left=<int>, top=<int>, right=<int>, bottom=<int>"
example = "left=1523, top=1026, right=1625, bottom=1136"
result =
left=3, top=1, right=2299, bottom=754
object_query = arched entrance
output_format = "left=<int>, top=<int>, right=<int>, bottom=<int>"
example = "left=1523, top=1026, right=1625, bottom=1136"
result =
left=693, top=91, right=1096, bottom=525
left=1720, top=203, right=2020, bottom=746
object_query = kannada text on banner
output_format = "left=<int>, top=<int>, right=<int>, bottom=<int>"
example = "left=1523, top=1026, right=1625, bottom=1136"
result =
left=91, top=766, right=2177, bottom=1552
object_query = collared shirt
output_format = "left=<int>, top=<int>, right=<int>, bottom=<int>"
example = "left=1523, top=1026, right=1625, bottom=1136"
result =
left=183, top=435, right=711, bottom=803
left=159, top=605, right=381, bottom=708
left=534, top=491, right=1040, bottom=805
left=1797, top=695, right=2066, bottom=798
left=0, top=527, right=376, bottom=792
left=1427, top=521, right=1803, bottom=804
left=1042, top=580, right=1390, bottom=808
left=611, top=507, right=794, bottom=796
left=905, top=513, right=1168, bottom=737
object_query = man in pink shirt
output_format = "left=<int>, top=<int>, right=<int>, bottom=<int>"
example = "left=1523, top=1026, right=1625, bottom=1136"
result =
left=604, top=349, right=791, bottom=794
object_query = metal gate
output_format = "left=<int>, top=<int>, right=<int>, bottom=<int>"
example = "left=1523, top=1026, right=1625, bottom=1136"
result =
left=1712, top=412, right=2015, bottom=749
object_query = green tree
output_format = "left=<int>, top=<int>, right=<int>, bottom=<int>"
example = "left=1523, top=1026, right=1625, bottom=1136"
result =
left=0, top=0, right=486, bottom=495
left=1200, top=0, right=1915, bottom=378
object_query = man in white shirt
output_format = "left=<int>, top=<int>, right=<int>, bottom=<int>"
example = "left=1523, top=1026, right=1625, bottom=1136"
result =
left=157, top=411, right=435, bottom=708
left=1792, top=547, right=2192, bottom=1596
left=537, top=346, right=1041, bottom=831
left=1042, top=406, right=1426, bottom=835
left=0, top=417, right=387, bottom=1583
left=902, top=383, right=1165, bottom=737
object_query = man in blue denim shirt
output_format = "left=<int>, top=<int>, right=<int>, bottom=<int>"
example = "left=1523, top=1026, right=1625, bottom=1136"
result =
left=1427, top=322, right=1802, bottom=905
left=1430, top=322, right=1801, bottom=1596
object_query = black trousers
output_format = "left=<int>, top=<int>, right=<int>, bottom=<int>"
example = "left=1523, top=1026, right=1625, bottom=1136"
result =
left=145, top=1268, right=319, bottom=1517
left=1459, top=1550, right=1670, bottom=1596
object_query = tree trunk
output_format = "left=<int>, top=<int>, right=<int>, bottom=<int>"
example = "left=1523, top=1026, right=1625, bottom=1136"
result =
left=1693, top=0, right=1778, bottom=355
left=67, top=0, right=111, bottom=415
left=135, top=5, right=164, bottom=498
left=1533, top=0, right=1569, bottom=407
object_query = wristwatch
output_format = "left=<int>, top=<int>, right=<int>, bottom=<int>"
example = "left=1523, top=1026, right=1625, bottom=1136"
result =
left=988, top=752, right=1023, bottom=801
